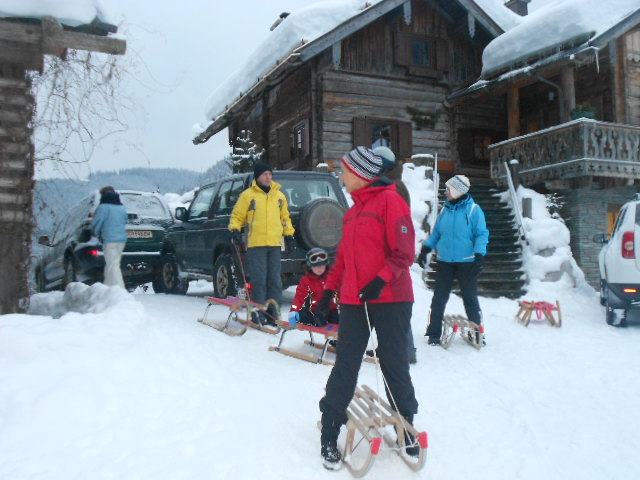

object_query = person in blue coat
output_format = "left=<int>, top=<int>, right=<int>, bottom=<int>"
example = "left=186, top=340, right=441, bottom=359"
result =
left=417, top=175, right=490, bottom=346
left=92, top=187, right=128, bottom=288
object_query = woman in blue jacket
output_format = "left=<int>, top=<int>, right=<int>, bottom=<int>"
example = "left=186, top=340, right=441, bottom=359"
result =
left=417, top=175, right=489, bottom=346
left=92, top=187, right=128, bottom=288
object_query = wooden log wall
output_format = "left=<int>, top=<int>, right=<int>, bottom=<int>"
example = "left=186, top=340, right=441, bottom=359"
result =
left=0, top=62, right=35, bottom=314
left=574, top=47, right=614, bottom=122
left=624, top=29, right=640, bottom=125
left=320, top=70, right=450, bottom=163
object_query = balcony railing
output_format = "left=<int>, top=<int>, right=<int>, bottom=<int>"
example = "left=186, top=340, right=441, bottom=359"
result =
left=489, top=119, right=640, bottom=185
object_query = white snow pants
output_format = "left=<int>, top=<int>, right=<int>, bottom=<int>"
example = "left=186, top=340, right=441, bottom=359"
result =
left=103, top=242, right=126, bottom=288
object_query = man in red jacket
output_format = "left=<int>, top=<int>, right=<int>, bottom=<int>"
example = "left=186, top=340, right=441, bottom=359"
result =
left=314, top=146, right=419, bottom=470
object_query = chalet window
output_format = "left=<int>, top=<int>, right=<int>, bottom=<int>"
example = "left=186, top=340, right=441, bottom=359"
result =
left=277, top=119, right=309, bottom=165
left=458, top=129, right=506, bottom=167
left=394, top=32, right=449, bottom=78
left=293, top=120, right=309, bottom=159
left=353, top=117, right=412, bottom=160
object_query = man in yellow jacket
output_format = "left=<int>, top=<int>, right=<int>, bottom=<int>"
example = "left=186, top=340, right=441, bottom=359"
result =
left=229, top=162, right=295, bottom=325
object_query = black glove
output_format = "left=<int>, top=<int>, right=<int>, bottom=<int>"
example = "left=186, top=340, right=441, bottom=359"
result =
left=284, top=235, right=296, bottom=253
left=314, top=310, right=327, bottom=327
left=298, top=309, right=316, bottom=326
left=359, top=276, right=387, bottom=302
left=474, top=253, right=484, bottom=276
left=315, top=290, right=336, bottom=321
left=417, top=245, right=432, bottom=268
left=230, top=230, right=243, bottom=247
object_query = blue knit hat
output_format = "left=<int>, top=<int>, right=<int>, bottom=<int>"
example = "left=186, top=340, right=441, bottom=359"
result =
left=342, top=147, right=383, bottom=181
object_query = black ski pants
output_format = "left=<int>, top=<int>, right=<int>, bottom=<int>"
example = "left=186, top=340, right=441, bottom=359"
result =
left=426, top=260, right=482, bottom=338
left=319, top=302, right=418, bottom=427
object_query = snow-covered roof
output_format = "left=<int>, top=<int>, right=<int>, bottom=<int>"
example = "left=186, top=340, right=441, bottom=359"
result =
left=195, top=0, right=522, bottom=142
left=0, top=0, right=115, bottom=33
left=482, top=0, right=640, bottom=78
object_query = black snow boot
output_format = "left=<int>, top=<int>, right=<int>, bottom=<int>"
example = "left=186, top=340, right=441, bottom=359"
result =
left=397, top=415, right=420, bottom=458
left=320, top=414, right=342, bottom=470
left=265, top=304, right=279, bottom=326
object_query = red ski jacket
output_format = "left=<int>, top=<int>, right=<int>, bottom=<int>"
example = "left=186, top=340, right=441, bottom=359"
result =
left=325, top=180, right=415, bottom=305
left=291, top=268, right=338, bottom=312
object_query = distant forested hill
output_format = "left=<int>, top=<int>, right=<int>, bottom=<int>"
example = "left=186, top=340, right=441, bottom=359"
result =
left=33, top=163, right=231, bottom=237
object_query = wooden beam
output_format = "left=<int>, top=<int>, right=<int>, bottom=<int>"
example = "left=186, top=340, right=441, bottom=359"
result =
left=560, top=66, right=576, bottom=119
left=0, top=44, right=43, bottom=71
left=42, top=17, right=126, bottom=55
left=507, top=85, right=520, bottom=138
left=0, top=17, right=125, bottom=57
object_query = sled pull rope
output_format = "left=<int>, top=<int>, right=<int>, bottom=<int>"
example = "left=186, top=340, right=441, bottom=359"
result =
left=363, top=302, right=417, bottom=452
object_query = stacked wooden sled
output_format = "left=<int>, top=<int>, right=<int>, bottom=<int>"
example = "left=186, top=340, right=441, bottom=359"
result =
left=198, top=295, right=281, bottom=336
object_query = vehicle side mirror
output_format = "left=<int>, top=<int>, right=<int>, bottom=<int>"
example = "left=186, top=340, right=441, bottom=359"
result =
left=175, top=207, right=188, bottom=221
left=38, top=235, right=52, bottom=247
left=592, top=233, right=610, bottom=244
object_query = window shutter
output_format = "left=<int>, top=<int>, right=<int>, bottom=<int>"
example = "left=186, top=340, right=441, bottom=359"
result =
left=436, top=38, right=450, bottom=72
left=277, top=125, right=291, bottom=164
left=353, top=117, right=368, bottom=148
left=394, top=31, right=410, bottom=66
left=397, top=120, right=413, bottom=160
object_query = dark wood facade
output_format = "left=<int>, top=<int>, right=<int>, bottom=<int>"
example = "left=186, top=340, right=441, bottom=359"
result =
left=226, top=0, right=498, bottom=173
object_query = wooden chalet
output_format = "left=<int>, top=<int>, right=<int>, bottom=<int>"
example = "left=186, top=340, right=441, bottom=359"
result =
left=449, top=0, right=640, bottom=287
left=194, top=0, right=640, bottom=288
left=194, top=0, right=515, bottom=177
left=0, top=13, right=126, bottom=313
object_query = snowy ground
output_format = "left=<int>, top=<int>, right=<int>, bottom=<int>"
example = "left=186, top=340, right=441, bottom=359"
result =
left=2, top=269, right=639, bottom=480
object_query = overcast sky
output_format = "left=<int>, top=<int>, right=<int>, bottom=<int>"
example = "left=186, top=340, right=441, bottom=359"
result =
left=35, top=0, right=555, bottom=179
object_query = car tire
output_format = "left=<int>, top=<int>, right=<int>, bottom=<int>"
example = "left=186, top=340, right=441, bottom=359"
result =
left=62, top=257, right=77, bottom=289
left=599, top=280, right=606, bottom=306
left=298, top=198, right=346, bottom=251
left=213, top=253, right=238, bottom=298
left=154, top=254, right=188, bottom=295
left=35, top=268, right=47, bottom=293
left=605, top=306, right=627, bottom=327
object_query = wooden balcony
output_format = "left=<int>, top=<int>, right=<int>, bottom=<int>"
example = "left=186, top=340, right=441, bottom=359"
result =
left=489, top=119, right=640, bottom=185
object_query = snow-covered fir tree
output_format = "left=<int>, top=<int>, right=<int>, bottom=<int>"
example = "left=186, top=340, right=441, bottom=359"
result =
left=227, top=130, right=264, bottom=173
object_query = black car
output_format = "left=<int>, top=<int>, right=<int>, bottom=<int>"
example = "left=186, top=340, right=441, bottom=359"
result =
left=157, top=170, right=348, bottom=297
left=34, top=190, right=175, bottom=292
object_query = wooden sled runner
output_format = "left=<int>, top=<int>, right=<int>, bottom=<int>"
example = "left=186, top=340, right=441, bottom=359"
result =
left=323, top=385, right=428, bottom=477
left=440, top=314, right=485, bottom=350
left=198, top=296, right=281, bottom=336
left=516, top=300, right=562, bottom=327
left=269, top=320, right=339, bottom=365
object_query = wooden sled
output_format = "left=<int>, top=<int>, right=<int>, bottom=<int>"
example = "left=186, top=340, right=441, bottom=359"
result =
left=269, top=320, right=339, bottom=365
left=440, top=314, right=485, bottom=350
left=319, top=385, right=428, bottom=477
left=516, top=300, right=562, bottom=327
left=198, top=296, right=281, bottom=336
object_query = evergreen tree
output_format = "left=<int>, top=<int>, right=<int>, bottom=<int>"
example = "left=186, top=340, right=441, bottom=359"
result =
left=227, top=130, right=263, bottom=173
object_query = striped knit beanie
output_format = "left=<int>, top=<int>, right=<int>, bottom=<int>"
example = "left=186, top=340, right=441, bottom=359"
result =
left=445, top=175, right=470, bottom=199
left=342, top=146, right=383, bottom=181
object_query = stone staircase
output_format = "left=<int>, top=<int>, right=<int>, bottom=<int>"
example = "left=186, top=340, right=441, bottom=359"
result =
left=423, top=183, right=526, bottom=299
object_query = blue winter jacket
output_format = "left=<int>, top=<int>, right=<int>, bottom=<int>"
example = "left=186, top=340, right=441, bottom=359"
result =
left=424, top=195, right=489, bottom=262
left=92, top=203, right=128, bottom=244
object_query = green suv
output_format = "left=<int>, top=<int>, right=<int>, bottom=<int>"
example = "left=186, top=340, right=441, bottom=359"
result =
left=157, top=170, right=348, bottom=296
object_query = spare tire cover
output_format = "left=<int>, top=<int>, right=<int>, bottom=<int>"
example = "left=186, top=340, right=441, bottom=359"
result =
left=298, top=198, right=346, bottom=251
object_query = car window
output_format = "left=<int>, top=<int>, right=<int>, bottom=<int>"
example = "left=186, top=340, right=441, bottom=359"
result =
left=54, top=195, right=93, bottom=243
left=613, top=206, right=627, bottom=235
left=189, top=186, right=216, bottom=220
left=635, top=203, right=640, bottom=227
left=280, top=178, right=341, bottom=211
left=215, top=179, right=247, bottom=216
left=120, top=193, right=170, bottom=219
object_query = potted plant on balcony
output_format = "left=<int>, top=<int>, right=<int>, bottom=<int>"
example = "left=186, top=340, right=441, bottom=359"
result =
left=570, top=104, right=597, bottom=120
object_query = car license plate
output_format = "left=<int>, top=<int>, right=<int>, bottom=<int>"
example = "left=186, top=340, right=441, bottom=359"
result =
left=128, top=230, right=153, bottom=239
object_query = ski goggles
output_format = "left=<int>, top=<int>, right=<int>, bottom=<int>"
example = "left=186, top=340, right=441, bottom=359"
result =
left=308, top=251, right=328, bottom=265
